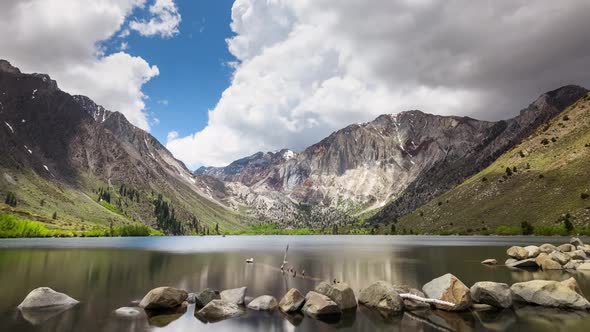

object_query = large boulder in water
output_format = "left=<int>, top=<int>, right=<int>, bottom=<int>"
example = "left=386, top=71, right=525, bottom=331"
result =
left=195, top=288, right=221, bottom=307
left=279, top=288, right=305, bottom=313
left=247, top=295, right=278, bottom=311
left=506, top=258, right=538, bottom=269
left=571, top=237, right=584, bottom=247
left=506, top=246, right=528, bottom=260
left=470, top=282, right=512, bottom=309
left=221, top=287, right=247, bottom=305
left=539, top=244, right=557, bottom=254
left=302, top=291, right=342, bottom=317
left=315, top=281, right=357, bottom=310
left=549, top=251, right=571, bottom=265
left=558, top=244, right=575, bottom=252
left=139, top=287, right=188, bottom=310
left=196, top=299, right=244, bottom=323
left=422, top=273, right=472, bottom=311
left=358, top=281, right=404, bottom=313
left=541, top=258, right=563, bottom=270
left=511, top=279, right=590, bottom=310
left=524, top=246, right=540, bottom=258
left=18, top=287, right=79, bottom=309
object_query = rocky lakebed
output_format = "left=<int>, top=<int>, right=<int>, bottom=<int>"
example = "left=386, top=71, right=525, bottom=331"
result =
left=11, top=236, right=590, bottom=331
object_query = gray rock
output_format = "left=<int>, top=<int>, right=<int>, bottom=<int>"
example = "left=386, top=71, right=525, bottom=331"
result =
left=558, top=244, right=576, bottom=252
left=114, top=307, right=145, bottom=318
left=196, top=299, right=244, bottom=323
left=561, top=277, right=585, bottom=296
left=302, top=291, right=341, bottom=317
left=505, top=258, right=517, bottom=265
left=392, top=285, right=429, bottom=310
left=481, top=258, right=498, bottom=265
left=221, top=287, right=247, bottom=305
left=358, top=281, right=403, bottom=313
left=195, top=288, right=221, bottom=307
left=571, top=237, right=584, bottom=247
left=139, top=287, right=188, bottom=310
left=539, top=244, right=557, bottom=254
left=471, top=303, right=495, bottom=311
left=524, top=246, right=540, bottom=258
left=563, top=260, right=581, bottom=270
left=541, top=258, right=563, bottom=270
left=186, top=293, right=197, bottom=304
left=422, top=273, right=472, bottom=311
left=506, top=258, right=538, bottom=269
left=511, top=279, right=590, bottom=310
left=470, top=282, right=512, bottom=308
left=18, top=287, right=79, bottom=309
left=315, top=281, right=357, bottom=310
left=506, top=246, right=528, bottom=260
left=535, top=253, right=550, bottom=266
left=568, top=250, right=587, bottom=260
left=247, top=295, right=278, bottom=311
left=550, top=251, right=571, bottom=265
left=279, top=288, right=305, bottom=313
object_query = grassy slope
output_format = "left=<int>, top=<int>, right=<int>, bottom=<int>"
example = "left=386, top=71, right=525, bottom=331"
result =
left=0, top=168, right=249, bottom=233
left=398, top=93, right=590, bottom=234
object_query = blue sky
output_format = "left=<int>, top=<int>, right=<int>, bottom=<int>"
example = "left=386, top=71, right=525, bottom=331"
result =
left=106, top=0, right=236, bottom=146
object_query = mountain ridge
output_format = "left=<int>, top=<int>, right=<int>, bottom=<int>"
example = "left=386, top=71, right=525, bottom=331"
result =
left=199, top=85, right=588, bottom=228
left=0, top=60, right=248, bottom=234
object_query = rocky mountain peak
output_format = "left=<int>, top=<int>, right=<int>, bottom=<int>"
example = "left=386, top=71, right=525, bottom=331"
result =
left=0, top=60, right=20, bottom=74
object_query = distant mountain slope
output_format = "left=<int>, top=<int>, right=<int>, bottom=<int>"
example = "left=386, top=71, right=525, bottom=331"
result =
left=0, top=60, right=248, bottom=233
left=199, top=86, right=587, bottom=228
left=398, top=92, right=590, bottom=234
left=370, top=85, right=589, bottom=224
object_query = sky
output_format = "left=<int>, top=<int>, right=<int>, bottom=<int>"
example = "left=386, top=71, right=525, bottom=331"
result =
left=1, top=0, right=590, bottom=169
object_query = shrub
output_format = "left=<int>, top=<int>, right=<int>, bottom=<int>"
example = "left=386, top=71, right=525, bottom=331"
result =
left=505, top=167, right=513, bottom=176
left=581, top=193, right=589, bottom=200
left=541, top=138, right=550, bottom=145
left=495, top=225, right=521, bottom=235
left=521, top=221, right=534, bottom=235
left=564, top=219, right=574, bottom=234
left=534, top=225, right=568, bottom=236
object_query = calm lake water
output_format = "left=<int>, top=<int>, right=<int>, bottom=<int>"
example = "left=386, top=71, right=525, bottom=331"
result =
left=1, top=235, right=590, bottom=332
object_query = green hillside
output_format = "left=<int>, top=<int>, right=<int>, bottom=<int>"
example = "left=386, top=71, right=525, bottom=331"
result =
left=398, top=93, right=590, bottom=235
left=0, top=168, right=250, bottom=235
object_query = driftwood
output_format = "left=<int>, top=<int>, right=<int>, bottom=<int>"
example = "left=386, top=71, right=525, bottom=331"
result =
left=399, top=293, right=456, bottom=308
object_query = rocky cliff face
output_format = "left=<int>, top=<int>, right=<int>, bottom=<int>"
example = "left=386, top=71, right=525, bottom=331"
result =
left=198, top=85, right=588, bottom=227
left=0, top=60, right=245, bottom=233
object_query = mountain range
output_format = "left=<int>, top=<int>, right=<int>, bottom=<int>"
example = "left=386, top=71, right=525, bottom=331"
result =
left=1, top=59, right=588, bottom=234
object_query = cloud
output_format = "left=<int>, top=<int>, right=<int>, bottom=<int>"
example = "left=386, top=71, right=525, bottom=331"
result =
left=130, top=0, right=181, bottom=38
left=0, top=0, right=179, bottom=131
left=167, top=0, right=590, bottom=168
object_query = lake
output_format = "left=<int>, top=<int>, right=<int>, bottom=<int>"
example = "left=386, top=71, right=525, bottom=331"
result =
left=1, top=235, right=589, bottom=332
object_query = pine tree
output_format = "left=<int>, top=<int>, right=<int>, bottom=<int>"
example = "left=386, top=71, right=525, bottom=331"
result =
left=52, top=211, right=57, bottom=220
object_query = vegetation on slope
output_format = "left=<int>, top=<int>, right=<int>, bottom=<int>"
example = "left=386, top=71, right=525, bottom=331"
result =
left=0, top=212, right=162, bottom=238
left=398, top=93, right=590, bottom=235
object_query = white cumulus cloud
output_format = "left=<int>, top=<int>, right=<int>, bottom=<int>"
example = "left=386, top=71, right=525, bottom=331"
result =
left=167, top=0, right=590, bottom=168
left=0, top=0, right=179, bottom=131
left=130, top=0, right=181, bottom=38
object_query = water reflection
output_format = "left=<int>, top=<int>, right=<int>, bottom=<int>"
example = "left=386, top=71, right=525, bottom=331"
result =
left=0, top=236, right=590, bottom=331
